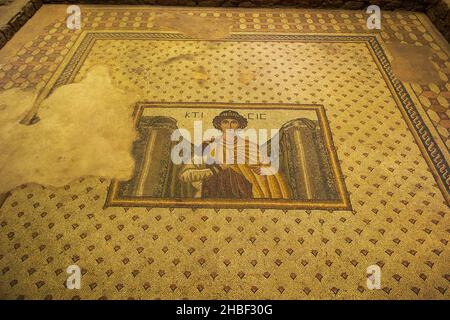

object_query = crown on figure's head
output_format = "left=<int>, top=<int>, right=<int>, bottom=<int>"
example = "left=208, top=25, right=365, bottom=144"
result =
left=213, top=110, right=248, bottom=130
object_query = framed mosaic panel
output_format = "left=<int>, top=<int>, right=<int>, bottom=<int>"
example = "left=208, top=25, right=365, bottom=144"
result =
left=105, top=102, right=351, bottom=209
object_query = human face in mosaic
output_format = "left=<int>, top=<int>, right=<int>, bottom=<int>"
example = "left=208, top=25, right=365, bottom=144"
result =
left=219, top=118, right=240, bottom=132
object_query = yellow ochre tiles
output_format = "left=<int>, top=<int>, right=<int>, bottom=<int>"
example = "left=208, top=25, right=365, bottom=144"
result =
left=0, top=5, right=448, bottom=299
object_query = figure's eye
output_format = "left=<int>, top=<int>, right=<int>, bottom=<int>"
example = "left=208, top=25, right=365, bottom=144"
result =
left=222, top=120, right=229, bottom=125
left=231, top=120, right=238, bottom=125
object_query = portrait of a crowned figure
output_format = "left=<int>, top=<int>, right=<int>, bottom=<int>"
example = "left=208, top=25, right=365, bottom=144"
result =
left=178, top=110, right=291, bottom=199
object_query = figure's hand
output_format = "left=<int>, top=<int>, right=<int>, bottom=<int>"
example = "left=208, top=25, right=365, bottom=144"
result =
left=251, top=166, right=262, bottom=175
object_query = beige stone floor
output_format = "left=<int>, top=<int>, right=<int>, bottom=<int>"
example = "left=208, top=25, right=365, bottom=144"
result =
left=0, top=5, right=449, bottom=299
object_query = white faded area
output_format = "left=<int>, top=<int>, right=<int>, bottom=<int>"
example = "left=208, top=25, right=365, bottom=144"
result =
left=0, top=65, right=140, bottom=194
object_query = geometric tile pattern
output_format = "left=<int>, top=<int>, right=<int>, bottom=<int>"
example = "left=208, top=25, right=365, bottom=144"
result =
left=0, top=174, right=448, bottom=299
left=0, top=6, right=448, bottom=299
left=52, top=32, right=450, bottom=199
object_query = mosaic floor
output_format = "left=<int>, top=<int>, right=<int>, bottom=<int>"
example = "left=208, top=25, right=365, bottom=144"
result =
left=0, top=5, right=449, bottom=299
